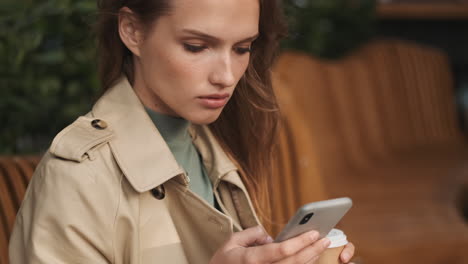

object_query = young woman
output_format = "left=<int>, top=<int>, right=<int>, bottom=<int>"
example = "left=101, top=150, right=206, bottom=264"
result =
left=9, top=0, right=355, bottom=263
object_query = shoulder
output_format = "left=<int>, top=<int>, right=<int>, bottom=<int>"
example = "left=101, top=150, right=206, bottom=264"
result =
left=12, top=120, right=121, bottom=262
left=50, top=115, right=114, bottom=162
left=36, top=115, right=119, bottom=183
left=15, top=116, right=124, bottom=241
left=29, top=115, right=121, bottom=202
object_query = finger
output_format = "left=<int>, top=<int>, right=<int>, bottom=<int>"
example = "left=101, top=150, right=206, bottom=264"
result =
left=273, top=237, right=330, bottom=264
left=305, top=255, right=320, bottom=264
left=228, top=225, right=271, bottom=248
left=253, top=226, right=275, bottom=246
left=340, top=242, right=355, bottom=263
left=247, top=230, right=320, bottom=263
left=255, top=234, right=275, bottom=246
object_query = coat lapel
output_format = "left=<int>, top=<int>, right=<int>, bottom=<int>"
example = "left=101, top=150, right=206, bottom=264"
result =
left=91, top=77, right=184, bottom=192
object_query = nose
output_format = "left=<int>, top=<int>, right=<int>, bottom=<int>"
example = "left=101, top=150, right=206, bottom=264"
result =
left=209, top=52, right=236, bottom=88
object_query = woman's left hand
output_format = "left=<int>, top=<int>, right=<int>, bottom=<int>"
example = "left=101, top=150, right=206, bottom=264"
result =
left=340, top=242, right=355, bottom=263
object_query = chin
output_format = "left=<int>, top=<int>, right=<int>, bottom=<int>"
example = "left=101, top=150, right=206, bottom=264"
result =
left=185, top=109, right=223, bottom=125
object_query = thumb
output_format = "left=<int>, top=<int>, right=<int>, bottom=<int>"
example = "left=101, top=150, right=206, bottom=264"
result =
left=229, top=226, right=273, bottom=248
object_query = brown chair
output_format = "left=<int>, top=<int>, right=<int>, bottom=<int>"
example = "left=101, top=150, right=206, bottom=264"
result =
left=0, top=156, right=41, bottom=264
left=270, top=39, right=468, bottom=264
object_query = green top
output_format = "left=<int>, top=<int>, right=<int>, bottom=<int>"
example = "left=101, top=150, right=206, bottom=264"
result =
left=145, top=108, right=214, bottom=206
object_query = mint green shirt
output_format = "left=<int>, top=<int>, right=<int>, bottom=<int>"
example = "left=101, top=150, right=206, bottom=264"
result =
left=146, top=108, right=215, bottom=206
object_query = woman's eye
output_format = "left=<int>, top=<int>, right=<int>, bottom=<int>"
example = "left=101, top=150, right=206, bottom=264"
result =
left=183, top=43, right=206, bottom=53
left=234, top=46, right=251, bottom=55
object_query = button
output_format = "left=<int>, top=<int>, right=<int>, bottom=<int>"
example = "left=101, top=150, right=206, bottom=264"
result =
left=151, top=185, right=165, bottom=200
left=91, top=119, right=108, bottom=130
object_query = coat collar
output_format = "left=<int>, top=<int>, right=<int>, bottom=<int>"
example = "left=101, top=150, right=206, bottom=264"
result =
left=189, top=125, right=238, bottom=187
left=91, top=77, right=237, bottom=193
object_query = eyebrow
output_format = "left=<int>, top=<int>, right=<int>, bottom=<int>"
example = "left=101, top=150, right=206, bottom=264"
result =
left=181, top=29, right=259, bottom=44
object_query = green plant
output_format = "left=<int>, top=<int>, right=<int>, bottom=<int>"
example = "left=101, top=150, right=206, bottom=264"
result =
left=282, top=0, right=377, bottom=59
left=0, top=0, right=98, bottom=154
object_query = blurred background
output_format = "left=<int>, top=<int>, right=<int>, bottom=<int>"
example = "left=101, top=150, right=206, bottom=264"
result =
left=1, top=0, right=468, bottom=263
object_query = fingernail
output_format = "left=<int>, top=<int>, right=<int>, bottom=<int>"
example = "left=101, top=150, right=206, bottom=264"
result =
left=342, top=253, right=350, bottom=262
left=266, top=236, right=274, bottom=243
left=322, top=238, right=331, bottom=248
left=310, top=231, right=319, bottom=241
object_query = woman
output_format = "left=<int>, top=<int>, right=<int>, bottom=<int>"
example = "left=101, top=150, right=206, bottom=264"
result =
left=9, top=0, right=355, bottom=263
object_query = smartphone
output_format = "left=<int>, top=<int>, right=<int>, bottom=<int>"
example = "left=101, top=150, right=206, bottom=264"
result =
left=274, top=197, right=353, bottom=242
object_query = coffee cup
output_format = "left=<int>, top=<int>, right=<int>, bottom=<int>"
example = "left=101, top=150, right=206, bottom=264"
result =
left=315, top=229, right=348, bottom=264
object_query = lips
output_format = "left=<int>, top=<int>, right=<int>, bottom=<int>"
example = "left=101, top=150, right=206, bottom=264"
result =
left=199, top=93, right=230, bottom=99
left=198, top=93, right=230, bottom=109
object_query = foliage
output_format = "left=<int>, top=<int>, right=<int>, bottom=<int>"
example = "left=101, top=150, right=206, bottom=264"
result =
left=0, top=0, right=99, bottom=154
left=282, top=0, right=377, bottom=59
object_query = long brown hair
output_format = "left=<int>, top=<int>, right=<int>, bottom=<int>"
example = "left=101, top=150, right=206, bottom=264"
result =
left=95, top=0, right=287, bottom=224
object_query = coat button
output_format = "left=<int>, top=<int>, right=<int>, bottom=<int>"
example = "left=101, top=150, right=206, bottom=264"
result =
left=91, top=119, right=108, bottom=130
left=151, top=185, right=165, bottom=200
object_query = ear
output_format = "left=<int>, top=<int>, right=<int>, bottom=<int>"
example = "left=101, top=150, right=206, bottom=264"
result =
left=118, top=7, right=144, bottom=57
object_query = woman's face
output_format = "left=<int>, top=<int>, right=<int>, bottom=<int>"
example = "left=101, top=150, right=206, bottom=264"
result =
left=129, top=0, right=259, bottom=124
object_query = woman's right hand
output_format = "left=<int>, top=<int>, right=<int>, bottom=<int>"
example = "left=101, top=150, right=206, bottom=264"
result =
left=209, top=226, right=331, bottom=264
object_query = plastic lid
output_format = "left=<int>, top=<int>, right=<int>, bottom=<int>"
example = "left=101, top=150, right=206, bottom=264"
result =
left=326, top=229, right=348, bottom=248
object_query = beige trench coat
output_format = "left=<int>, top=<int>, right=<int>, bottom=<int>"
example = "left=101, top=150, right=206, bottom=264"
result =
left=9, top=77, right=261, bottom=263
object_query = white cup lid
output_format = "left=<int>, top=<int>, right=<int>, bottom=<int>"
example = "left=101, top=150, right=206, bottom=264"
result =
left=326, top=229, right=348, bottom=248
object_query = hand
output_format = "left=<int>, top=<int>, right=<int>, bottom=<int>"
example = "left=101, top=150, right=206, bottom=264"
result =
left=209, top=225, right=331, bottom=264
left=340, top=242, right=355, bottom=263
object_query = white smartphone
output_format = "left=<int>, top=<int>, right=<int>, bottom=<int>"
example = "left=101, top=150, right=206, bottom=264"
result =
left=274, top=197, right=353, bottom=242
